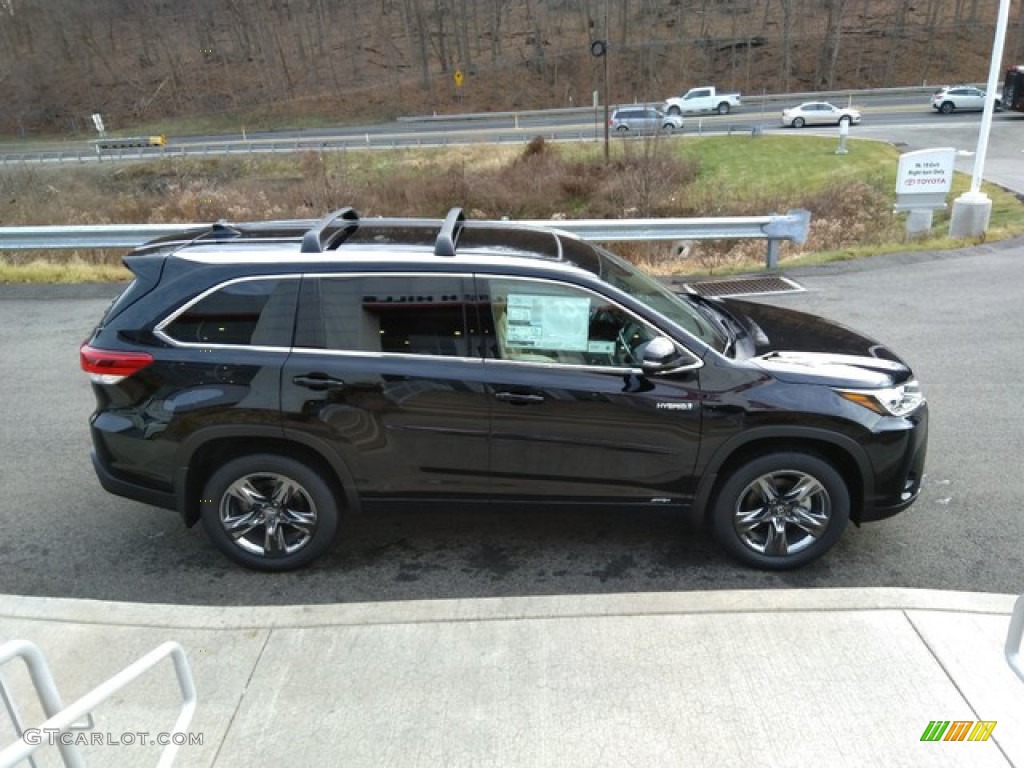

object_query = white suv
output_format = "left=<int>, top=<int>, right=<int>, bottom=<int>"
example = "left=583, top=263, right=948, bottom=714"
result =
left=931, top=85, right=1000, bottom=114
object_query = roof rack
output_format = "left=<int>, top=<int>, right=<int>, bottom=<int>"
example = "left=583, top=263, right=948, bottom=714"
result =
left=301, top=206, right=360, bottom=253
left=434, top=207, right=465, bottom=256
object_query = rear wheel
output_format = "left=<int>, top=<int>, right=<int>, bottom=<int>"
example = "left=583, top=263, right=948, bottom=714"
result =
left=717, top=102, right=731, bottom=115
left=710, top=453, right=850, bottom=570
left=661, top=123, right=677, bottom=134
left=615, top=125, right=629, bottom=133
left=200, top=453, right=339, bottom=571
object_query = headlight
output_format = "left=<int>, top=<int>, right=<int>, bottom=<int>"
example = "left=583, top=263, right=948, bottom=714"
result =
left=835, top=379, right=925, bottom=417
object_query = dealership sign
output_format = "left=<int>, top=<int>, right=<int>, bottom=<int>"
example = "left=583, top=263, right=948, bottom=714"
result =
left=895, top=147, right=956, bottom=210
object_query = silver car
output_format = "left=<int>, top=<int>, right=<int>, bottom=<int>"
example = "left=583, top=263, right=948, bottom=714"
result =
left=781, top=102, right=861, bottom=128
left=610, top=107, right=683, bottom=134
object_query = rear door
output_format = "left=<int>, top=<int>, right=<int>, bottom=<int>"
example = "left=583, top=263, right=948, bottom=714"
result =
left=281, top=273, right=492, bottom=502
left=477, top=275, right=703, bottom=506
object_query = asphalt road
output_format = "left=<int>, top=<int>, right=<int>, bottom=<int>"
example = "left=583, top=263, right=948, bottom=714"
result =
left=1, top=237, right=1022, bottom=605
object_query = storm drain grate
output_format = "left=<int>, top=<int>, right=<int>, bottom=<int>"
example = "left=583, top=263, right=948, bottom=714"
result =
left=681, top=275, right=804, bottom=298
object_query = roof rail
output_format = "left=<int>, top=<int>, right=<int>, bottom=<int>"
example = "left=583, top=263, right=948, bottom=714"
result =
left=301, top=207, right=360, bottom=253
left=434, top=207, right=466, bottom=256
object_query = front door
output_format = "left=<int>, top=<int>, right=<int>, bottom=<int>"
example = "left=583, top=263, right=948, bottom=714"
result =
left=478, top=275, right=703, bottom=506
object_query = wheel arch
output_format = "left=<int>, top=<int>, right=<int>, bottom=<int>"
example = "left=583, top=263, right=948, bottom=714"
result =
left=693, top=427, right=871, bottom=526
left=175, top=427, right=361, bottom=526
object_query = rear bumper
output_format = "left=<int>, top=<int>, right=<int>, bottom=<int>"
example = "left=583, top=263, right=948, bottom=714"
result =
left=91, top=450, right=177, bottom=513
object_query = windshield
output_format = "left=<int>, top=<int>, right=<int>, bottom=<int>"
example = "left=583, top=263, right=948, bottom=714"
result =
left=594, top=247, right=730, bottom=352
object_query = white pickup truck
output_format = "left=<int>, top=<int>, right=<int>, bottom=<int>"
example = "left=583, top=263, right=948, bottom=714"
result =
left=664, top=86, right=742, bottom=116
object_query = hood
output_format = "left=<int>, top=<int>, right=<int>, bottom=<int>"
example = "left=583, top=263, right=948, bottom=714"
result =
left=718, top=297, right=912, bottom=388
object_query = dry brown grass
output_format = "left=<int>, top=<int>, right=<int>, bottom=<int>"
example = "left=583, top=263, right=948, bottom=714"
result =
left=1, top=137, right=1019, bottom=282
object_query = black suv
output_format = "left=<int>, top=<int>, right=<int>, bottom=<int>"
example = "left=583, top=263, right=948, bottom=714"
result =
left=81, top=207, right=928, bottom=571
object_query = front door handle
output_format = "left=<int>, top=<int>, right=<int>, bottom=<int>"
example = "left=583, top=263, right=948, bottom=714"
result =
left=494, top=391, right=545, bottom=405
left=293, top=373, right=346, bottom=392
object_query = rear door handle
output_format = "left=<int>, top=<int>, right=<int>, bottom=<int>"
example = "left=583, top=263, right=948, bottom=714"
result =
left=494, top=391, right=545, bottom=405
left=293, top=373, right=346, bottom=392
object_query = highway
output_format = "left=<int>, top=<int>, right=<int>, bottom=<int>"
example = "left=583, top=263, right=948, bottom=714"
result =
left=4, top=91, right=1023, bottom=166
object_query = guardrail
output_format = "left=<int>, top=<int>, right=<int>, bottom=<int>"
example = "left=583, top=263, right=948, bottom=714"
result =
left=0, top=211, right=811, bottom=270
left=0, top=639, right=196, bottom=768
left=1008, top=593, right=1024, bottom=684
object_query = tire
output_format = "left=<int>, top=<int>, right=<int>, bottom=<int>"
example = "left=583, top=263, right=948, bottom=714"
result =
left=667, top=105, right=682, bottom=117
left=939, top=101, right=955, bottom=114
left=792, top=116, right=805, bottom=128
left=838, top=116, right=851, bottom=127
left=615, top=125, right=629, bottom=133
left=200, top=453, right=340, bottom=571
left=661, top=123, right=677, bottom=134
left=717, top=102, right=731, bottom=115
left=710, top=453, right=850, bottom=570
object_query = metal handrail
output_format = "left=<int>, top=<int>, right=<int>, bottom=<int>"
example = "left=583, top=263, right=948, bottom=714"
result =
left=1007, top=593, right=1024, bottom=683
left=0, top=639, right=196, bottom=768
left=0, top=210, right=811, bottom=270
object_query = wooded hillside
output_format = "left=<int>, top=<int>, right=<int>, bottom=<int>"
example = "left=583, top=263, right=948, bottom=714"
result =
left=1, top=0, right=1021, bottom=136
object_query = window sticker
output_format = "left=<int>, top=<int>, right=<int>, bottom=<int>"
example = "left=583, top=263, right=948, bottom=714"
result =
left=505, top=293, right=590, bottom=351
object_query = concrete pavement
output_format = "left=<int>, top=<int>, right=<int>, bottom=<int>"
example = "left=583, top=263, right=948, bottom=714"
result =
left=0, top=588, right=1021, bottom=767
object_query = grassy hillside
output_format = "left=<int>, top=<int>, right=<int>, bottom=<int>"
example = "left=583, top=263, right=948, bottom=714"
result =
left=2, top=134, right=1021, bottom=282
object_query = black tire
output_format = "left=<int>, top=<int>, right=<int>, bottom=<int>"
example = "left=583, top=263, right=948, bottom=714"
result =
left=839, top=115, right=851, bottom=127
left=667, top=105, right=682, bottom=117
left=792, top=116, right=805, bottom=128
left=615, top=125, right=629, bottom=133
left=717, top=102, right=731, bottom=115
left=200, top=453, right=340, bottom=571
left=939, top=101, right=955, bottom=114
left=710, top=453, right=850, bottom=570
left=661, top=123, right=677, bottom=134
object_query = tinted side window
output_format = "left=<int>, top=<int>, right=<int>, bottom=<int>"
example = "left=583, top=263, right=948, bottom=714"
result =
left=162, top=278, right=298, bottom=346
left=302, top=275, right=479, bottom=357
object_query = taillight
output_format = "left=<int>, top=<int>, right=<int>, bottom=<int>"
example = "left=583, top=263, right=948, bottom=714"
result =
left=80, top=343, right=154, bottom=384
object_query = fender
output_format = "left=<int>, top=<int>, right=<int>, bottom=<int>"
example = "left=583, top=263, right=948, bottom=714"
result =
left=691, top=425, right=874, bottom=521
left=174, top=425, right=362, bottom=524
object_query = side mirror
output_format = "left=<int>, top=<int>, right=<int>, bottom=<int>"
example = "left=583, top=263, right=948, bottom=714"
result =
left=641, top=336, right=693, bottom=373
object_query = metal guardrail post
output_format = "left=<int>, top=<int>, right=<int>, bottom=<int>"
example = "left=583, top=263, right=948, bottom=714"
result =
left=1007, top=593, right=1024, bottom=683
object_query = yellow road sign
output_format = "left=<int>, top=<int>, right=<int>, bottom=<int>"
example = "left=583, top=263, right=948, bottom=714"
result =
left=454, top=69, right=464, bottom=88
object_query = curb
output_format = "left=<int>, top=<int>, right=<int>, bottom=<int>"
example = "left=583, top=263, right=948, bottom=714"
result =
left=0, top=588, right=1016, bottom=632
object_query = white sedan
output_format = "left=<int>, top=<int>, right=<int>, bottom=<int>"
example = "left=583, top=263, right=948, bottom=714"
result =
left=781, top=102, right=861, bottom=128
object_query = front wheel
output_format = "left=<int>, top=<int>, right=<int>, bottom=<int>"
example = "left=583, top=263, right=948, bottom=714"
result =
left=939, top=101, right=955, bottom=114
left=661, top=123, right=677, bottom=134
left=839, top=115, right=851, bottom=127
left=667, top=105, right=682, bottom=117
left=792, top=116, right=805, bottom=128
left=710, top=453, right=850, bottom=570
left=200, top=453, right=340, bottom=571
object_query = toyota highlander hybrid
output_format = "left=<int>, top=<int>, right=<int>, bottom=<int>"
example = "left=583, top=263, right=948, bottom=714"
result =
left=81, top=207, right=928, bottom=571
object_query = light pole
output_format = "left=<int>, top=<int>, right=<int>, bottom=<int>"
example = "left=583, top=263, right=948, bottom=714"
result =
left=591, top=39, right=610, bottom=163
left=949, top=0, right=1012, bottom=238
